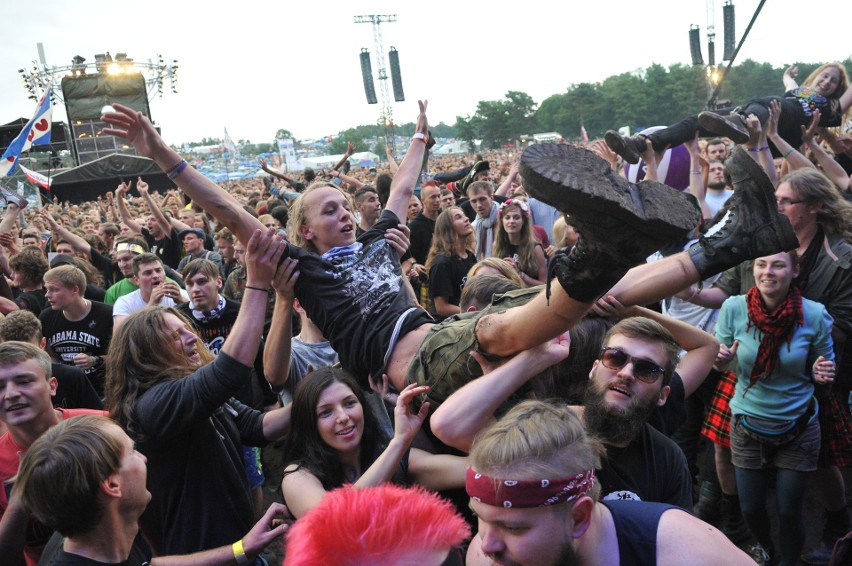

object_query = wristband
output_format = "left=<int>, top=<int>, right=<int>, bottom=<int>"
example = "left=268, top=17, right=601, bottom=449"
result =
left=747, top=145, right=768, bottom=152
left=232, top=540, right=250, bottom=565
left=782, top=148, right=795, bottom=158
left=412, top=133, right=427, bottom=143
left=245, top=285, right=269, bottom=293
left=167, top=160, right=188, bottom=180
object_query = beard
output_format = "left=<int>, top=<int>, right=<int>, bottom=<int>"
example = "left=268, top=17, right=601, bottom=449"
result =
left=583, top=380, right=657, bottom=446
left=486, top=538, right=582, bottom=566
left=707, top=180, right=727, bottom=191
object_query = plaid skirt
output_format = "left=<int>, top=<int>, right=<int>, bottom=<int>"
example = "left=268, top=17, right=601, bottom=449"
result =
left=701, top=370, right=736, bottom=448
left=701, top=371, right=852, bottom=466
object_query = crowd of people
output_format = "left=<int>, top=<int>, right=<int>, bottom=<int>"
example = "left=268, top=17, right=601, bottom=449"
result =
left=0, top=62, right=850, bottom=566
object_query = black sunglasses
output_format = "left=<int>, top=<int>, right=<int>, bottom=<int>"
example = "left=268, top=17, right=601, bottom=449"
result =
left=598, top=347, right=667, bottom=384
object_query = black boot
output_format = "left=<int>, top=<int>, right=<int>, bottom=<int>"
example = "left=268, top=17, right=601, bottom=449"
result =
left=520, top=143, right=698, bottom=303
left=688, top=146, right=798, bottom=279
left=604, top=130, right=647, bottom=164
left=693, top=480, right=722, bottom=526
left=698, top=109, right=750, bottom=144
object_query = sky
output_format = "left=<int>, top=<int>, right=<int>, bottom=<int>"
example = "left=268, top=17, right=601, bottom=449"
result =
left=1, top=0, right=849, bottom=146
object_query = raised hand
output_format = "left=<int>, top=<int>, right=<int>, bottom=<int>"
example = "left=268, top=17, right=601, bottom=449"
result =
left=393, top=383, right=430, bottom=444
left=101, top=103, right=168, bottom=160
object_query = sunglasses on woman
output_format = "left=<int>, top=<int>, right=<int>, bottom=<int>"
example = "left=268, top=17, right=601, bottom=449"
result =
left=598, top=347, right=667, bottom=384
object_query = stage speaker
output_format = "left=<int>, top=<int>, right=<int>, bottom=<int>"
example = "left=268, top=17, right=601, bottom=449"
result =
left=708, top=39, right=715, bottom=67
left=360, top=49, right=378, bottom=105
left=388, top=47, right=404, bottom=102
left=689, top=26, right=703, bottom=66
left=723, top=2, right=736, bottom=61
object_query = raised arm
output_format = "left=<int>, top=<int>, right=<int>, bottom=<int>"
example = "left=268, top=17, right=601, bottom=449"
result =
left=385, top=144, right=399, bottom=175
left=384, top=101, right=428, bottom=220
left=495, top=162, right=520, bottom=197
left=331, top=141, right=355, bottom=171
left=766, top=99, right=814, bottom=172
left=430, top=334, right=571, bottom=452
left=263, top=258, right=299, bottom=389
left=102, top=104, right=265, bottom=245
left=782, top=65, right=800, bottom=91
left=329, top=169, right=365, bottom=190
left=684, top=133, right=712, bottom=219
left=593, top=296, right=720, bottom=398
left=37, top=207, right=91, bottom=256
left=115, top=182, right=143, bottom=233
left=136, top=178, right=172, bottom=237
left=260, top=160, right=295, bottom=184
left=219, top=228, right=285, bottom=365
left=800, top=113, right=850, bottom=190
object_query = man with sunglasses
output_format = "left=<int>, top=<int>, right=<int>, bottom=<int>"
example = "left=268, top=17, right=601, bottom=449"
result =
left=584, top=317, right=694, bottom=510
left=432, top=316, right=704, bottom=511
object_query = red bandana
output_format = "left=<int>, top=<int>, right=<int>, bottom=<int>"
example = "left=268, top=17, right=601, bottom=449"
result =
left=745, top=284, right=803, bottom=394
left=466, top=467, right=595, bottom=508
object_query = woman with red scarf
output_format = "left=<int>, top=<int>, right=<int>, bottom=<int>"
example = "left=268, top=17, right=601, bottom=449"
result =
left=715, top=251, right=835, bottom=565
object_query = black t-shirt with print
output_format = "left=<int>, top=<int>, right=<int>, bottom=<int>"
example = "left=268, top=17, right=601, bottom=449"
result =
left=287, top=210, right=433, bottom=385
left=39, top=301, right=113, bottom=396
left=428, top=253, right=477, bottom=321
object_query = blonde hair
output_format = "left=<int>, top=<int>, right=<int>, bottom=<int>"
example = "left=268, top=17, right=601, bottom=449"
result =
left=471, top=400, right=602, bottom=500
left=467, top=257, right=525, bottom=287
left=286, top=182, right=355, bottom=254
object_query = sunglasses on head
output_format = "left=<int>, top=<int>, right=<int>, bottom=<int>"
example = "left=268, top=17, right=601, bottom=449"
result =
left=598, top=347, right=667, bottom=384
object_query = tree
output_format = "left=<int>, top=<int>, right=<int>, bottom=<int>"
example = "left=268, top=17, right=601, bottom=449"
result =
left=275, top=128, right=295, bottom=141
left=329, top=130, right=369, bottom=154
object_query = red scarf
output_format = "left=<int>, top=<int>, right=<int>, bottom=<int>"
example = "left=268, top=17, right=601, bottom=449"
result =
left=745, top=285, right=803, bottom=393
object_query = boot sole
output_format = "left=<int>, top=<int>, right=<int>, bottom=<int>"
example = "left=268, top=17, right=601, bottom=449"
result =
left=726, top=146, right=799, bottom=251
left=604, top=131, right=640, bottom=164
left=698, top=112, right=750, bottom=144
left=520, top=143, right=697, bottom=245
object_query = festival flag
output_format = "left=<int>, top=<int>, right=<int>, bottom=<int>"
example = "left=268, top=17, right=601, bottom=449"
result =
left=223, top=127, right=239, bottom=158
left=18, top=164, right=52, bottom=189
left=0, top=91, right=52, bottom=176
left=580, top=124, right=588, bottom=142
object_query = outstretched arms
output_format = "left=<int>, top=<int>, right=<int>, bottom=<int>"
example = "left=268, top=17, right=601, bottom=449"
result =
left=384, top=101, right=429, bottom=220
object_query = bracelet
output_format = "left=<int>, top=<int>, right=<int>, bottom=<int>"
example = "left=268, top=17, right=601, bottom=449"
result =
left=747, top=145, right=769, bottom=152
left=412, top=133, right=427, bottom=143
left=245, top=285, right=269, bottom=292
left=690, top=170, right=702, bottom=175
left=782, top=148, right=795, bottom=158
left=167, top=160, right=188, bottom=180
left=232, top=540, right=250, bottom=565
left=164, top=160, right=184, bottom=175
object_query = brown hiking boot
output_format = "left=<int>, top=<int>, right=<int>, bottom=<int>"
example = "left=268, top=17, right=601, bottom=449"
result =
left=521, top=143, right=698, bottom=303
left=688, top=146, right=798, bottom=279
left=698, top=110, right=750, bottom=144
left=604, top=130, right=647, bottom=164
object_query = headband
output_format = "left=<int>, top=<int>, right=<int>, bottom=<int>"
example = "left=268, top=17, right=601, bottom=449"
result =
left=466, top=467, right=595, bottom=508
left=498, top=198, right=530, bottom=217
left=114, top=243, right=145, bottom=255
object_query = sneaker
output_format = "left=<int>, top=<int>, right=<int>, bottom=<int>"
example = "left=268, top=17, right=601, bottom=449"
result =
left=0, top=186, right=27, bottom=209
left=521, top=143, right=698, bottom=302
left=604, top=131, right=646, bottom=164
left=688, top=146, right=798, bottom=279
left=748, top=543, right=780, bottom=566
left=698, top=110, right=750, bottom=144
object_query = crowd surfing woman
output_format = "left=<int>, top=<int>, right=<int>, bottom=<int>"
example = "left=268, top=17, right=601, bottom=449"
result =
left=280, top=368, right=468, bottom=519
left=426, top=207, right=477, bottom=320
left=105, top=228, right=293, bottom=556
left=715, top=251, right=835, bottom=566
left=491, top=198, right=546, bottom=286
left=606, top=62, right=852, bottom=163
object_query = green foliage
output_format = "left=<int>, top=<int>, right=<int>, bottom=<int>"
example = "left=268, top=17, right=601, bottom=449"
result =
left=328, top=130, right=370, bottom=154
left=275, top=128, right=294, bottom=141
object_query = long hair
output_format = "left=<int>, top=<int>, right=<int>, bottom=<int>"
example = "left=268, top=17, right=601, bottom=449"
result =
left=802, top=63, right=850, bottom=100
left=282, top=368, right=388, bottom=491
left=105, top=306, right=214, bottom=442
left=781, top=168, right=852, bottom=241
left=425, top=207, right=475, bottom=271
left=802, top=63, right=851, bottom=123
left=286, top=182, right=355, bottom=254
left=492, top=200, right=539, bottom=278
